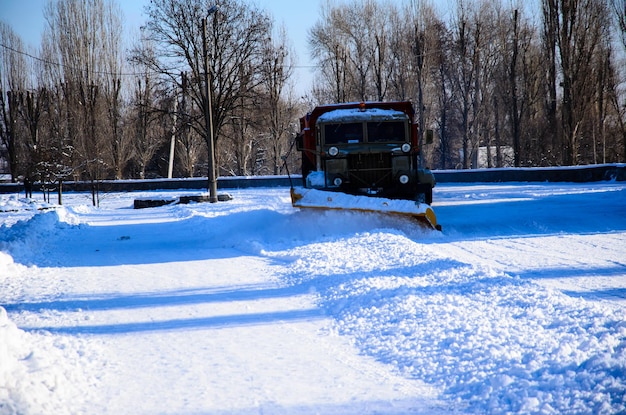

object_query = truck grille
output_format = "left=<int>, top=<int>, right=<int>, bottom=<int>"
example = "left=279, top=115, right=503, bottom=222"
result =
left=347, top=153, right=393, bottom=188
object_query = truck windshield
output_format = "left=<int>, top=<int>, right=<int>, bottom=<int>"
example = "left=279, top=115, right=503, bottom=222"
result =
left=323, top=123, right=363, bottom=144
left=367, top=121, right=406, bottom=142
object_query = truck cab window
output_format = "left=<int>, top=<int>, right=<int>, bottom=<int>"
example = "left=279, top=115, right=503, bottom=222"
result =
left=367, top=121, right=406, bottom=143
left=324, top=123, right=363, bottom=144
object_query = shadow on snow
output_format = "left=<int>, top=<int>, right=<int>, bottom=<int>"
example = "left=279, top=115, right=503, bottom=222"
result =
left=4, top=283, right=313, bottom=313
left=26, top=308, right=325, bottom=335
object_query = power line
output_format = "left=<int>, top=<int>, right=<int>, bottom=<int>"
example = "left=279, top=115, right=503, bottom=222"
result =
left=0, top=42, right=158, bottom=78
left=1, top=43, right=322, bottom=78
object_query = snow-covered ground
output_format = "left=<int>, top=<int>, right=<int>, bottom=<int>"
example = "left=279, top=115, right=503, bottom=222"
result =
left=1, top=181, right=625, bottom=415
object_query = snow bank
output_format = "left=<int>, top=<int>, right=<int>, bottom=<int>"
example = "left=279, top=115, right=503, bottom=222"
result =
left=0, top=206, right=81, bottom=265
left=0, top=210, right=100, bottom=415
left=0, top=304, right=102, bottom=415
left=0, top=195, right=54, bottom=214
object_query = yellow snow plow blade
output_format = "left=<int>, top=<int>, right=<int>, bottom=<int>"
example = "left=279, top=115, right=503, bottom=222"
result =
left=290, top=187, right=441, bottom=231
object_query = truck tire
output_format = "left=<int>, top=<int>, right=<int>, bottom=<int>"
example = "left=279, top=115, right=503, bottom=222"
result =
left=417, top=184, right=433, bottom=205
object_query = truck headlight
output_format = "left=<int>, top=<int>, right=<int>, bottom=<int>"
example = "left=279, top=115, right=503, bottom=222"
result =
left=328, top=146, right=339, bottom=156
left=333, top=177, right=343, bottom=186
left=399, top=174, right=409, bottom=184
left=401, top=143, right=411, bottom=153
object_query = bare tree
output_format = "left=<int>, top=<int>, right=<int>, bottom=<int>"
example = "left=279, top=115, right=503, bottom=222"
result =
left=309, top=1, right=351, bottom=102
left=42, top=0, right=125, bottom=204
left=611, top=0, right=626, bottom=51
left=135, top=0, right=273, bottom=179
left=0, top=22, right=27, bottom=182
left=223, top=64, right=254, bottom=176
left=310, top=0, right=392, bottom=103
left=259, top=25, right=297, bottom=175
left=541, top=0, right=560, bottom=161
left=432, top=20, right=457, bottom=169
left=341, top=0, right=377, bottom=101
left=405, top=1, right=443, bottom=168
left=488, top=3, right=538, bottom=167
left=131, top=70, right=164, bottom=179
left=369, top=2, right=392, bottom=101
left=609, top=0, right=626, bottom=160
left=18, top=89, right=48, bottom=181
left=449, top=1, right=484, bottom=169
left=175, top=71, right=206, bottom=177
left=387, top=5, right=414, bottom=101
left=545, top=0, right=610, bottom=165
left=509, top=9, right=522, bottom=166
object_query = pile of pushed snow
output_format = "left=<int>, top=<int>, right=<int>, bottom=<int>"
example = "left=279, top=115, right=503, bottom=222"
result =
left=0, top=195, right=55, bottom=214
left=270, top=231, right=626, bottom=415
left=293, top=187, right=433, bottom=215
left=0, top=206, right=80, bottom=239
left=0, top=204, right=98, bottom=414
left=329, top=272, right=626, bottom=414
left=0, top=251, right=15, bottom=277
left=0, top=207, right=81, bottom=264
left=0, top=305, right=101, bottom=415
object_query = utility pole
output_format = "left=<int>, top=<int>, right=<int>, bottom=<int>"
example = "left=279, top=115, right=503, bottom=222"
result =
left=202, top=6, right=218, bottom=202
left=168, top=96, right=177, bottom=179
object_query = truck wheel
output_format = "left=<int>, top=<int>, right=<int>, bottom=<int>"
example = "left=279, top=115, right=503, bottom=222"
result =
left=425, top=187, right=433, bottom=205
left=301, top=156, right=314, bottom=187
left=417, top=185, right=433, bottom=205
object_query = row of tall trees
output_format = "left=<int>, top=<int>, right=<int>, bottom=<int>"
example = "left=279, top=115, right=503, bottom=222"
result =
left=0, top=0, right=300, bottom=203
left=310, top=0, right=626, bottom=169
left=1, top=0, right=625, bottom=199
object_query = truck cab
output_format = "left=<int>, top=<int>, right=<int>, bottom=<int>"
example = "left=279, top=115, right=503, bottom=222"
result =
left=296, top=101, right=435, bottom=205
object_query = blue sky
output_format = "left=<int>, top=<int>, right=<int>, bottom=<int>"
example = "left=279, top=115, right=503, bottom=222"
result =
left=0, top=0, right=317, bottom=49
left=0, top=0, right=453, bottom=95
left=0, top=0, right=323, bottom=94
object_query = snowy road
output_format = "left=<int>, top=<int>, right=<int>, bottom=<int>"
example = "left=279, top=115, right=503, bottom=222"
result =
left=1, top=182, right=625, bottom=414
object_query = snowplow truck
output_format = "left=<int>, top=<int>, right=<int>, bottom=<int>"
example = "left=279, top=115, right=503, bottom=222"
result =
left=291, top=101, right=440, bottom=230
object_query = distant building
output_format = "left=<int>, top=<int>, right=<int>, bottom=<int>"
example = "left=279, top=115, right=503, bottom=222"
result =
left=0, top=144, right=10, bottom=182
left=0, top=156, right=5, bottom=170
left=463, top=146, right=515, bottom=169
left=458, top=146, right=514, bottom=169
